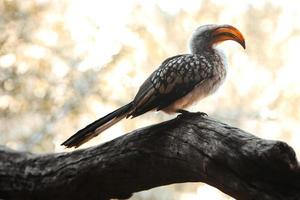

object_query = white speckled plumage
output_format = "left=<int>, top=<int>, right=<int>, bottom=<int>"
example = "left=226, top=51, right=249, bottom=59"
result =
left=163, top=49, right=227, bottom=113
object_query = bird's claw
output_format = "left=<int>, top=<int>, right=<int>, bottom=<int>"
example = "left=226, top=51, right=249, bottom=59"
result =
left=176, top=109, right=208, bottom=118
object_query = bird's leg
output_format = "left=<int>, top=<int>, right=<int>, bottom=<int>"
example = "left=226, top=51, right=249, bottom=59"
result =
left=176, top=109, right=208, bottom=117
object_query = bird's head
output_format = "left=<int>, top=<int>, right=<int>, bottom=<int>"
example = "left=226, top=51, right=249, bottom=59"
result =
left=190, top=24, right=246, bottom=54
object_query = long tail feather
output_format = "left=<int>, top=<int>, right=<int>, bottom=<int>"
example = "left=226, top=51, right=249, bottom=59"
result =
left=62, top=102, right=133, bottom=148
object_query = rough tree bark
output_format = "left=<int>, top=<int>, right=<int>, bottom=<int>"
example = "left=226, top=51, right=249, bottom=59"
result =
left=0, top=114, right=299, bottom=200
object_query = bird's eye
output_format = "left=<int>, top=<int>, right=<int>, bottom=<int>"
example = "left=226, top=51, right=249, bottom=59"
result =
left=204, top=31, right=210, bottom=37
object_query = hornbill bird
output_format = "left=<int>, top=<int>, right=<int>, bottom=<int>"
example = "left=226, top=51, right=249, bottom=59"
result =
left=62, top=24, right=246, bottom=148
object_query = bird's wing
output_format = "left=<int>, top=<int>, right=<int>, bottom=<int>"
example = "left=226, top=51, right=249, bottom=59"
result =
left=129, top=54, right=213, bottom=117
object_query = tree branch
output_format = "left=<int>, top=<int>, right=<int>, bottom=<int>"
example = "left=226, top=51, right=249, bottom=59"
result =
left=0, top=114, right=299, bottom=200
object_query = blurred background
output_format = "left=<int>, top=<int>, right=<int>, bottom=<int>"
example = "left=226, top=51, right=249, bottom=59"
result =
left=0, top=0, right=299, bottom=199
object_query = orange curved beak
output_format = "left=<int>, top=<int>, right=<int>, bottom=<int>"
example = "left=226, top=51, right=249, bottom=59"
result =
left=211, top=25, right=246, bottom=49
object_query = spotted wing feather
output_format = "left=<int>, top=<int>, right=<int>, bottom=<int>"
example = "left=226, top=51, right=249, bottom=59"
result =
left=130, top=54, right=212, bottom=117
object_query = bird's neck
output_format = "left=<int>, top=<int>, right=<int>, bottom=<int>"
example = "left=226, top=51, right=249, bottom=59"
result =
left=189, top=34, right=215, bottom=55
left=191, top=46, right=217, bottom=57
left=192, top=47, right=227, bottom=70
left=190, top=44, right=206, bottom=55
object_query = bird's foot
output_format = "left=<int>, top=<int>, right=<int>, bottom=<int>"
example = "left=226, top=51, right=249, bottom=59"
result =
left=176, top=109, right=208, bottom=118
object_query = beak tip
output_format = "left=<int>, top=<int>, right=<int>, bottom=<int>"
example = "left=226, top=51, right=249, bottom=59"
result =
left=242, top=41, right=246, bottom=49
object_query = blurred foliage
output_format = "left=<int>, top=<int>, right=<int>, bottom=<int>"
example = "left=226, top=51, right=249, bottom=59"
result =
left=1, top=0, right=300, bottom=199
